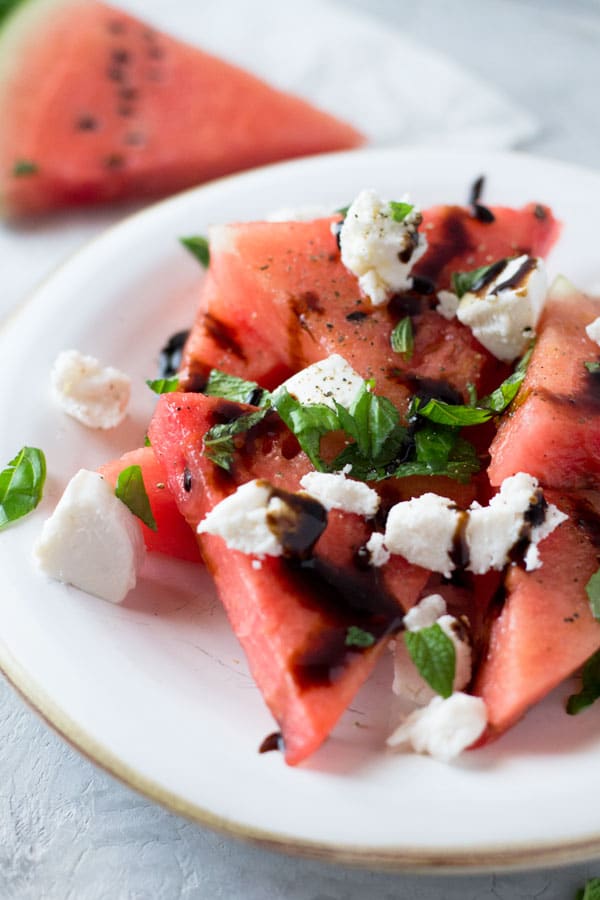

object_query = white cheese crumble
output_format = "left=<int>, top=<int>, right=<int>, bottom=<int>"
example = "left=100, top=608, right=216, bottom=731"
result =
left=51, top=349, right=131, bottom=429
left=339, top=189, right=427, bottom=307
left=392, top=595, right=472, bottom=705
left=384, top=493, right=460, bottom=578
left=279, top=354, right=364, bottom=410
left=435, top=289, right=459, bottom=320
left=197, top=480, right=284, bottom=556
left=455, top=256, right=547, bottom=362
left=365, top=532, right=390, bottom=567
left=300, top=471, right=379, bottom=516
left=466, top=472, right=567, bottom=574
left=586, top=316, right=600, bottom=346
left=33, top=469, right=145, bottom=604
left=387, top=692, right=487, bottom=762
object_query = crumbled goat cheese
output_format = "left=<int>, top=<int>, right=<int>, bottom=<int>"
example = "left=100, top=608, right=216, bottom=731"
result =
left=387, top=692, right=488, bottom=762
left=51, top=349, right=131, bottom=429
left=456, top=256, right=547, bottom=362
left=339, top=189, right=427, bottom=306
left=586, top=316, right=600, bottom=346
left=266, top=204, right=334, bottom=222
left=33, top=469, right=145, bottom=604
left=435, top=289, right=459, bottom=320
left=365, top=532, right=390, bottom=567
left=392, top=595, right=472, bottom=705
left=384, top=493, right=460, bottom=578
left=466, top=472, right=567, bottom=574
left=197, top=480, right=284, bottom=556
left=300, top=471, right=379, bottom=516
left=279, top=354, right=364, bottom=410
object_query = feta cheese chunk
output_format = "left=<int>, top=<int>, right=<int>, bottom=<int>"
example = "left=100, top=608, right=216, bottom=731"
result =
left=365, top=532, right=390, bottom=567
left=387, top=692, right=487, bottom=762
left=339, top=189, right=427, bottom=306
left=51, top=349, right=131, bottom=429
left=384, top=493, right=460, bottom=578
left=403, top=593, right=446, bottom=631
left=586, top=316, right=600, bottom=346
left=300, top=471, right=379, bottom=516
left=466, top=472, right=567, bottom=574
left=435, top=289, right=459, bottom=320
left=33, top=469, right=144, bottom=604
left=279, top=354, right=363, bottom=410
left=198, top=480, right=283, bottom=556
left=456, top=256, right=547, bottom=362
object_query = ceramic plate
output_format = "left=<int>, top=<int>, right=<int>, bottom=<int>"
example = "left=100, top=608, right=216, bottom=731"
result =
left=1, top=148, right=600, bottom=872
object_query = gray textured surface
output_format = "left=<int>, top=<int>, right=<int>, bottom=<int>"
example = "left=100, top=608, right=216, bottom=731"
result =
left=3, top=1, right=600, bottom=898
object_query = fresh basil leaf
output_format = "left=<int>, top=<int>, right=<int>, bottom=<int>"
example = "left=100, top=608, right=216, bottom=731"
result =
left=336, top=205, right=350, bottom=218
left=203, top=408, right=270, bottom=472
left=144, top=434, right=151, bottom=447
left=272, top=387, right=339, bottom=471
left=13, top=159, right=38, bottom=177
left=146, top=376, right=180, bottom=395
left=205, top=369, right=270, bottom=407
left=566, top=650, right=600, bottom=715
left=577, top=878, right=600, bottom=900
left=451, top=259, right=506, bottom=299
left=337, top=383, right=401, bottom=460
left=466, top=382, right=478, bottom=407
left=415, top=397, right=493, bottom=427
left=115, top=465, right=157, bottom=531
left=0, top=447, right=46, bottom=530
left=390, top=317, right=414, bottom=359
left=180, top=235, right=210, bottom=268
left=479, top=347, right=533, bottom=413
left=404, top=623, right=456, bottom=698
left=345, top=626, right=376, bottom=648
left=414, top=422, right=457, bottom=468
left=388, top=201, right=414, bottom=223
left=586, top=568, right=600, bottom=620
left=585, top=361, right=600, bottom=374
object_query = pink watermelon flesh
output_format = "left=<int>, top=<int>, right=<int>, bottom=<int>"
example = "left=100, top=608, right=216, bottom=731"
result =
left=148, top=392, right=431, bottom=765
left=488, top=280, right=600, bottom=490
left=0, top=0, right=364, bottom=217
left=98, top=446, right=201, bottom=563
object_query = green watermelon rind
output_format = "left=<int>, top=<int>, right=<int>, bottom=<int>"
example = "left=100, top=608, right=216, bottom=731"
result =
left=0, top=0, right=27, bottom=28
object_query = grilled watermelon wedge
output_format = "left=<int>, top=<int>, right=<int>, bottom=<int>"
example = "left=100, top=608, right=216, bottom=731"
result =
left=0, top=0, right=363, bottom=217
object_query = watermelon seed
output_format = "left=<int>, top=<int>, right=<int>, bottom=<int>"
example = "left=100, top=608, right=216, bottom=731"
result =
left=124, top=132, right=145, bottom=147
left=148, top=45, right=165, bottom=60
left=111, top=48, right=130, bottom=65
left=107, top=19, right=126, bottom=35
left=104, top=154, right=125, bottom=170
left=76, top=115, right=98, bottom=132
left=118, top=106, right=135, bottom=118
left=119, top=87, right=138, bottom=101
left=107, top=66, right=125, bottom=82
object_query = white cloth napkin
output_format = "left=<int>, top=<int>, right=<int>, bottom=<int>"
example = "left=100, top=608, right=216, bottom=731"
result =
left=0, top=0, right=537, bottom=319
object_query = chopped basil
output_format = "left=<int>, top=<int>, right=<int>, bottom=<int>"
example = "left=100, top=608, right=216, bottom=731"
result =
left=12, top=159, right=38, bottom=177
left=115, top=465, right=157, bottom=531
left=272, top=388, right=339, bottom=471
left=576, top=878, right=600, bottom=900
left=388, top=200, right=414, bottom=223
left=451, top=259, right=506, bottom=299
left=586, top=568, right=600, bottom=620
left=336, top=205, right=350, bottom=218
left=203, top=408, right=269, bottom=471
left=0, top=447, right=46, bottom=530
left=146, top=376, right=180, bottom=394
left=205, top=369, right=270, bottom=407
left=390, top=316, right=414, bottom=359
left=180, top=235, right=210, bottom=268
left=413, top=396, right=493, bottom=427
left=566, top=650, right=600, bottom=715
left=345, top=626, right=376, bottom=648
left=334, top=382, right=402, bottom=461
left=585, top=361, right=600, bottom=374
left=466, top=382, right=478, bottom=407
left=144, top=434, right=151, bottom=447
left=403, top=623, right=456, bottom=698
left=479, top=346, right=532, bottom=412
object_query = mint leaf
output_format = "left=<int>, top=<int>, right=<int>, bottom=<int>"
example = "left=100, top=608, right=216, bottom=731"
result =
left=0, top=447, right=46, bottom=530
left=272, top=387, right=339, bottom=471
left=576, top=878, right=600, bottom=900
left=585, top=361, right=600, bottom=374
left=451, top=259, right=507, bottom=299
left=390, top=317, right=414, bottom=359
left=566, top=650, right=600, bottom=715
left=205, top=369, right=270, bottom=407
left=335, top=382, right=401, bottom=460
left=13, top=159, right=38, bottom=177
left=414, top=397, right=493, bottom=427
left=115, top=465, right=157, bottom=531
left=180, top=235, right=210, bottom=268
left=404, top=623, right=456, bottom=698
left=146, top=376, right=180, bottom=394
left=586, top=568, right=600, bottom=620
left=345, top=626, right=376, bottom=648
left=203, top=408, right=270, bottom=471
left=388, top=201, right=414, bottom=223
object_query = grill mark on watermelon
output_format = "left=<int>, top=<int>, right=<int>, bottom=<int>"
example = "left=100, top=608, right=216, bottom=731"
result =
left=414, top=208, right=475, bottom=285
left=203, top=313, right=247, bottom=361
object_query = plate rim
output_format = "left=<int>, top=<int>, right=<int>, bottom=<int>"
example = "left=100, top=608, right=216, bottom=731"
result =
left=4, top=144, right=600, bottom=872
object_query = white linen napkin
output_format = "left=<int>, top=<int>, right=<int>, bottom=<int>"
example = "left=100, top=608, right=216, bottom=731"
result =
left=0, top=0, right=537, bottom=319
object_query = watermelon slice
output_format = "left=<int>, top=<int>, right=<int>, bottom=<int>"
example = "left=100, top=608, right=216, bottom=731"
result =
left=0, top=0, right=364, bottom=217
left=488, top=277, right=600, bottom=490
left=148, top=392, right=430, bottom=764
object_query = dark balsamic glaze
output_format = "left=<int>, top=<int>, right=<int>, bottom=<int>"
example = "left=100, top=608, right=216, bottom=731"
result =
left=405, top=375, right=464, bottom=406
left=468, top=175, right=495, bottom=224
left=469, top=258, right=507, bottom=293
left=259, top=732, right=285, bottom=754
left=450, top=510, right=470, bottom=570
left=493, top=257, right=537, bottom=294
left=158, top=329, right=190, bottom=378
left=533, top=204, right=547, bottom=221
left=264, top=485, right=328, bottom=560
left=331, top=220, right=343, bottom=250
left=345, top=311, right=368, bottom=323
left=413, top=208, right=474, bottom=285
left=204, top=313, right=247, bottom=360
left=183, top=468, right=193, bottom=492
left=410, top=275, right=435, bottom=296
left=388, top=292, right=426, bottom=317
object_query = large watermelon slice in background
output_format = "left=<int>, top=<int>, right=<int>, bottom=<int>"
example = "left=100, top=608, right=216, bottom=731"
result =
left=0, top=0, right=364, bottom=217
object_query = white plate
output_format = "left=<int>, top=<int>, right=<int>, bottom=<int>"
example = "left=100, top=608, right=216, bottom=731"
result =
left=2, top=147, right=600, bottom=872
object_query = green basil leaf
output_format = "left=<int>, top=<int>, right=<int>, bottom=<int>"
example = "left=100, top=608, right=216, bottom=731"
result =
left=146, top=376, right=180, bottom=395
left=390, top=317, right=414, bottom=359
left=566, top=649, right=600, bottom=715
left=205, top=369, right=270, bottom=407
left=586, top=568, right=600, bottom=620
left=466, top=382, right=478, bottom=407
left=272, top=387, right=339, bottom=471
left=577, top=878, right=600, bottom=900
left=451, top=259, right=508, bottom=299
left=388, top=200, right=414, bottom=223
left=585, top=361, right=600, bottom=374
left=180, top=235, right=210, bottom=268
left=415, top=397, right=493, bottom=427
left=0, top=447, right=46, bottom=530
left=13, top=159, right=38, bottom=177
left=336, top=205, right=350, bottom=218
left=404, top=623, right=456, bottom=698
left=345, top=626, right=376, bottom=648
left=115, top=464, right=157, bottom=531
left=203, top=408, right=270, bottom=472
left=144, top=434, right=151, bottom=447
